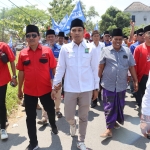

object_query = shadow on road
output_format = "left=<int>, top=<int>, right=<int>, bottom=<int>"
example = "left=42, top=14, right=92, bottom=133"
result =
left=101, top=126, right=149, bottom=149
left=39, top=134, right=63, bottom=150
left=0, top=133, right=26, bottom=150
left=124, top=114, right=140, bottom=125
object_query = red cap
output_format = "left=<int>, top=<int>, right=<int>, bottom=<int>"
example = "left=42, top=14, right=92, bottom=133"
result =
left=84, top=32, right=90, bottom=39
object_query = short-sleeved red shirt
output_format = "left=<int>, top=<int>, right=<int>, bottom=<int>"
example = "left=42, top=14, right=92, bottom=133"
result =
left=134, top=43, right=150, bottom=82
left=0, top=42, right=15, bottom=86
left=16, top=44, right=56, bottom=96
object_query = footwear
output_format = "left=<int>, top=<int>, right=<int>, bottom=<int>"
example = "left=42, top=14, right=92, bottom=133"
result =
left=51, top=126, right=58, bottom=134
left=70, top=120, right=76, bottom=136
left=91, top=103, right=97, bottom=108
left=114, top=122, right=120, bottom=129
left=1, top=129, right=8, bottom=140
left=56, top=111, right=63, bottom=118
left=77, top=142, right=87, bottom=150
left=37, top=119, right=47, bottom=125
left=100, top=132, right=112, bottom=138
left=25, top=144, right=38, bottom=150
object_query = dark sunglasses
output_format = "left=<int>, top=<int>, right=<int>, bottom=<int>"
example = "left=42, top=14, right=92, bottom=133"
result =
left=138, top=33, right=144, bottom=36
left=26, top=33, right=38, bottom=38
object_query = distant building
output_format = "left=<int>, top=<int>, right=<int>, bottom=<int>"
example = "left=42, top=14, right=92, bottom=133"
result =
left=124, top=2, right=150, bottom=26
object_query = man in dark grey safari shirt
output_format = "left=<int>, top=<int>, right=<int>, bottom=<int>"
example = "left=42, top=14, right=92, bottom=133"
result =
left=98, top=28, right=138, bottom=138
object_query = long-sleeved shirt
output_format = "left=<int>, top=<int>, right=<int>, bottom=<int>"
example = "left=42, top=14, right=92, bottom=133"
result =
left=53, top=40, right=99, bottom=93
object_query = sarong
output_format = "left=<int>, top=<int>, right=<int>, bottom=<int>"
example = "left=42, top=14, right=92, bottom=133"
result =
left=140, top=114, right=150, bottom=135
left=103, top=88, right=126, bottom=129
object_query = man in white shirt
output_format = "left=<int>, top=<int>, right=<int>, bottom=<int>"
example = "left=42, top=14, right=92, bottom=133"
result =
left=51, top=18, right=99, bottom=150
left=90, top=30, right=104, bottom=108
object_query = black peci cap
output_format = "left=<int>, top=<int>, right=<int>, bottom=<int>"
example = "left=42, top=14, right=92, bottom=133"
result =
left=26, top=25, right=39, bottom=35
left=70, top=18, right=85, bottom=30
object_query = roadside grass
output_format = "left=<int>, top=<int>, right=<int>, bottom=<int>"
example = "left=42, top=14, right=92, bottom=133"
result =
left=6, top=52, right=19, bottom=116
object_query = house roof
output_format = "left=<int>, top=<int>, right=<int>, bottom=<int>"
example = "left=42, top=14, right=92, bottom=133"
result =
left=124, top=2, right=150, bottom=12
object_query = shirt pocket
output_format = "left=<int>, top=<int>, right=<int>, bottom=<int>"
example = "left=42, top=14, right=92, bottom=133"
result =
left=82, top=54, right=91, bottom=66
left=67, top=55, right=75, bottom=66
left=39, top=58, right=48, bottom=64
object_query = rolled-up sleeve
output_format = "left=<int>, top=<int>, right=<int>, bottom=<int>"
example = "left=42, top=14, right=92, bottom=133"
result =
left=99, top=48, right=106, bottom=64
left=91, top=49, right=100, bottom=89
left=53, top=46, right=66, bottom=88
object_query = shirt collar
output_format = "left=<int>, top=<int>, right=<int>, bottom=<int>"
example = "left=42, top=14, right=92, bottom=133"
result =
left=71, top=40, right=88, bottom=49
left=109, top=45, right=125, bottom=52
left=27, top=43, right=42, bottom=51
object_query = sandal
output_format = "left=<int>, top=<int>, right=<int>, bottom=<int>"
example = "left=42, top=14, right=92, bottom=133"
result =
left=56, top=111, right=63, bottom=118
left=100, top=132, right=112, bottom=138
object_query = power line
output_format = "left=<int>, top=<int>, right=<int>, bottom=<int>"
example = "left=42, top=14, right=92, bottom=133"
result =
left=0, top=1, right=9, bottom=7
left=8, top=0, right=38, bottom=23
left=25, top=0, right=35, bottom=7
left=34, top=0, right=48, bottom=9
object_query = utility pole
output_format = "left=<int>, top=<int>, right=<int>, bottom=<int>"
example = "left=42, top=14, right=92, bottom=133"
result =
left=1, top=7, right=5, bottom=42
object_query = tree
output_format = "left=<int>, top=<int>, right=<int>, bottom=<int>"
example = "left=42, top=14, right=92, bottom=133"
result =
left=48, top=0, right=75, bottom=23
left=99, top=6, right=130, bottom=34
left=0, top=6, right=49, bottom=41
left=84, top=6, right=99, bottom=32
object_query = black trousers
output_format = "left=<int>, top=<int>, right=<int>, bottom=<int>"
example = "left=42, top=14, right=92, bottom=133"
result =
left=24, top=92, right=56, bottom=146
left=135, top=75, right=148, bottom=106
left=0, top=84, right=7, bottom=129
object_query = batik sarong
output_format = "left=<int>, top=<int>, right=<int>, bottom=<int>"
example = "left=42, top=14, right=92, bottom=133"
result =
left=103, top=88, right=126, bottom=129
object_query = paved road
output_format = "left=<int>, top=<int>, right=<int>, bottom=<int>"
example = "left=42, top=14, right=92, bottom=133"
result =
left=1, top=92, right=150, bottom=150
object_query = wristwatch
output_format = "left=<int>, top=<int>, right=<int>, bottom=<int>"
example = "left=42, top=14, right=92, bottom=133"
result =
left=12, top=75, right=17, bottom=79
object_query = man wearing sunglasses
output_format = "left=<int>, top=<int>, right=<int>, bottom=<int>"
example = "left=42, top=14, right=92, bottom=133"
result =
left=17, top=25, right=58, bottom=150
left=103, top=31, right=112, bottom=47
left=130, top=28, right=144, bottom=54
left=134, top=25, right=150, bottom=107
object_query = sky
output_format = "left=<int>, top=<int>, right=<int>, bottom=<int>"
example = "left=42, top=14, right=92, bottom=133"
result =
left=1, top=0, right=150, bottom=22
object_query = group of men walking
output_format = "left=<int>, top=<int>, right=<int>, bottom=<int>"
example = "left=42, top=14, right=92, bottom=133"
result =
left=0, top=18, right=150, bottom=150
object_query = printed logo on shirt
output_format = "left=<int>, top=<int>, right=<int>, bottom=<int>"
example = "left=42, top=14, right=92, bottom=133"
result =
left=42, top=53, right=46, bottom=57
left=85, top=48, right=89, bottom=53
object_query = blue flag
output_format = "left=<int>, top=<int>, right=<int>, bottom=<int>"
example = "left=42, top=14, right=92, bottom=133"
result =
left=59, top=14, right=68, bottom=30
left=62, top=0, right=86, bottom=32
left=51, top=18, right=60, bottom=34
left=94, top=24, right=99, bottom=30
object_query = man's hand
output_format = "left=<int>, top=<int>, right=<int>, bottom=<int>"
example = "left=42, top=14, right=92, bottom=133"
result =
left=134, top=82, right=138, bottom=92
left=11, top=78, right=18, bottom=87
left=92, top=90, right=98, bottom=101
left=51, top=90, right=57, bottom=100
left=18, top=90, right=23, bottom=100
left=54, top=82, right=62, bottom=92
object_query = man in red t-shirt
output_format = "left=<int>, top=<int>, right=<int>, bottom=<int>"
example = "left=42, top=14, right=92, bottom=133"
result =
left=17, top=25, right=57, bottom=150
left=134, top=25, right=150, bottom=107
left=0, top=42, right=17, bottom=140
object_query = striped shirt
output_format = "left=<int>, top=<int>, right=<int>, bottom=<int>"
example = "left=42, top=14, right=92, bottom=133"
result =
left=100, top=45, right=135, bottom=92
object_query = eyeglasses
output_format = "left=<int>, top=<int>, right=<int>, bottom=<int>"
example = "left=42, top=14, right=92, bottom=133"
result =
left=26, top=33, right=38, bottom=38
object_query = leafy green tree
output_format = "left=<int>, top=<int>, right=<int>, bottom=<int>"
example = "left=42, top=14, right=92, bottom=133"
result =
left=0, top=6, right=49, bottom=41
left=48, top=0, right=75, bottom=23
left=99, top=6, right=130, bottom=33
